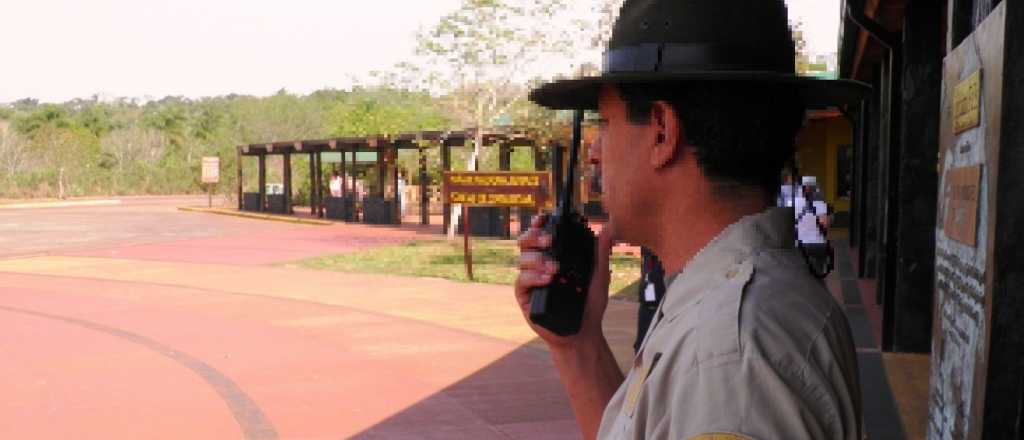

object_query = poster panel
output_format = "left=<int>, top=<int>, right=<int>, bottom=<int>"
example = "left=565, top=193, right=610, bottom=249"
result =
left=927, top=5, right=1006, bottom=440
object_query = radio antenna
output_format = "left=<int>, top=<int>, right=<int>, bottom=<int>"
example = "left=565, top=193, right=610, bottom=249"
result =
left=560, top=109, right=583, bottom=214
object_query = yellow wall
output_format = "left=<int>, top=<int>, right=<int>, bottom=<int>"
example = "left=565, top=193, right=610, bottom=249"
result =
left=794, top=116, right=852, bottom=212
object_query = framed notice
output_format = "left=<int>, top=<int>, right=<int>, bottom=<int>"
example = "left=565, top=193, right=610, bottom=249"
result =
left=202, top=157, right=220, bottom=184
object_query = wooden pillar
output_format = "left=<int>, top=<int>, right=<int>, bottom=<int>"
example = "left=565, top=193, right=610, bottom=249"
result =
left=341, top=147, right=348, bottom=198
left=880, top=44, right=904, bottom=350
left=392, top=144, right=400, bottom=224
left=376, top=142, right=386, bottom=199
left=419, top=145, right=429, bottom=226
left=981, top=3, right=1024, bottom=437
left=283, top=152, right=292, bottom=214
left=862, top=64, right=883, bottom=280
left=309, top=152, right=316, bottom=214
left=850, top=106, right=863, bottom=247
left=258, top=154, right=267, bottom=212
left=236, top=147, right=243, bottom=210
left=499, top=142, right=512, bottom=239
left=441, top=140, right=452, bottom=235
left=889, top=0, right=943, bottom=353
left=315, top=151, right=324, bottom=217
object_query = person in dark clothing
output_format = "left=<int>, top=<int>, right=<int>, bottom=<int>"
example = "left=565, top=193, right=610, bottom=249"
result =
left=634, top=247, right=666, bottom=352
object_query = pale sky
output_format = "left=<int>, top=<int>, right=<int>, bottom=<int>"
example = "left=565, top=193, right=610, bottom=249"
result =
left=0, top=0, right=840, bottom=104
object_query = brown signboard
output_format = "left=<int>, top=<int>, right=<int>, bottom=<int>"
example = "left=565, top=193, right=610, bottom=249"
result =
left=443, top=171, right=552, bottom=208
left=943, top=165, right=982, bottom=247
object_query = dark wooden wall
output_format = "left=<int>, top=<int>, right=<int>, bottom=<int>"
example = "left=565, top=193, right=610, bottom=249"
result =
left=890, top=0, right=944, bottom=353
left=981, top=1, right=1022, bottom=438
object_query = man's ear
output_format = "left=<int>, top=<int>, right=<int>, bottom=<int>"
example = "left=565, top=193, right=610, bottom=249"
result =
left=649, top=101, right=682, bottom=169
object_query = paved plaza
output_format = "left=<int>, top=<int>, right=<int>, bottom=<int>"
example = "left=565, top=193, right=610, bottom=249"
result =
left=0, top=196, right=640, bottom=439
left=0, top=196, right=918, bottom=439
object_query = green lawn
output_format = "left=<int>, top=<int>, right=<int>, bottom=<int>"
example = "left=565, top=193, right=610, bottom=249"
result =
left=294, top=239, right=642, bottom=299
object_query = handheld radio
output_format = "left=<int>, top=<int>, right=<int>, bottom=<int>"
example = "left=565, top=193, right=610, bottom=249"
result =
left=528, top=110, right=597, bottom=336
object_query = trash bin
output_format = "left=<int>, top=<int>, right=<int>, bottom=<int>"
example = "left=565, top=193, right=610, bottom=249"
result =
left=363, top=197, right=398, bottom=225
left=457, top=207, right=509, bottom=238
left=242, top=193, right=261, bottom=212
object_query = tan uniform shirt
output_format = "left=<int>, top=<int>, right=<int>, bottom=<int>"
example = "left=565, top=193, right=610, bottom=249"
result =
left=597, top=208, right=862, bottom=440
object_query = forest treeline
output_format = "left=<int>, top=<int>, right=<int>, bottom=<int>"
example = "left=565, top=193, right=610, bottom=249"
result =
left=0, top=0, right=609, bottom=201
left=0, top=87, right=557, bottom=202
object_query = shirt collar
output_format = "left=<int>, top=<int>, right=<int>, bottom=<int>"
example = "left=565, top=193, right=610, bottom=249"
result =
left=658, top=207, right=795, bottom=319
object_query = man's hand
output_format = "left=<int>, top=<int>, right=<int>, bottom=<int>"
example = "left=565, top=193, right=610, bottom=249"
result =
left=514, top=214, right=616, bottom=349
left=515, top=214, right=624, bottom=440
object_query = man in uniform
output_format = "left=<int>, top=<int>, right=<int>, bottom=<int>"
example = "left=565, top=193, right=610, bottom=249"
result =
left=513, top=1, right=868, bottom=439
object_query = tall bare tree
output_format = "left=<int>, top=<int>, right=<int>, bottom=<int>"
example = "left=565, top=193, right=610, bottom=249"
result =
left=0, top=121, right=30, bottom=179
left=414, top=0, right=597, bottom=233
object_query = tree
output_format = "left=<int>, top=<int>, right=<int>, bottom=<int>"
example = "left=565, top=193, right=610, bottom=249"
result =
left=0, top=121, right=29, bottom=179
left=412, top=0, right=596, bottom=234
left=327, top=88, right=449, bottom=137
left=101, top=127, right=166, bottom=174
left=414, top=0, right=587, bottom=155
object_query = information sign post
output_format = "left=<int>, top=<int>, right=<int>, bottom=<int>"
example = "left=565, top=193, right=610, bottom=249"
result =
left=443, top=171, right=552, bottom=280
left=202, top=156, right=220, bottom=208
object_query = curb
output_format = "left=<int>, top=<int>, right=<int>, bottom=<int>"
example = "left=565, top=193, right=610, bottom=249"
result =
left=177, top=207, right=333, bottom=226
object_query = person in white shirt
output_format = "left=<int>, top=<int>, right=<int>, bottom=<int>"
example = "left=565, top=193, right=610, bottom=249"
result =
left=793, top=176, right=829, bottom=244
left=777, top=174, right=796, bottom=208
left=329, top=171, right=343, bottom=198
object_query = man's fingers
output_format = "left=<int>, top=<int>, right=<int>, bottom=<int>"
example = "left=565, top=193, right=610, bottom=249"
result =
left=519, top=250, right=558, bottom=272
left=515, top=271, right=554, bottom=301
left=517, top=226, right=552, bottom=251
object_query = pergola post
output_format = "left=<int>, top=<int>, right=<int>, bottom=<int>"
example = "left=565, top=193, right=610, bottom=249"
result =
left=419, top=145, right=429, bottom=226
left=257, top=154, right=267, bottom=212
left=340, top=143, right=348, bottom=198
left=236, top=146, right=243, bottom=210
left=315, top=151, right=324, bottom=217
left=391, top=143, right=400, bottom=224
left=283, top=151, right=292, bottom=214
left=441, top=138, right=452, bottom=234
left=499, top=142, right=512, bottom=239
left=309, top=151, right=316, bottom=215
left=376, top=140, right=386, bottom=199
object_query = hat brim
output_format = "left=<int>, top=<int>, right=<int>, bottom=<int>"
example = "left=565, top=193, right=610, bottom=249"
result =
left=528, top=72, right=871, bottom=110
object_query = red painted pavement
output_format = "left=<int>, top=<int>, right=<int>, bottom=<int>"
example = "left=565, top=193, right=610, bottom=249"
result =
left=61, top=224, right=440, bottom=266
left=0, top=272, right=578, bottom=439
left=0, top=199, right=583, bottom=439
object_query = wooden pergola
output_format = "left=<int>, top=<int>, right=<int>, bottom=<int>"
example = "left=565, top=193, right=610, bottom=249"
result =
left=236, top=129, right=549, bottom=233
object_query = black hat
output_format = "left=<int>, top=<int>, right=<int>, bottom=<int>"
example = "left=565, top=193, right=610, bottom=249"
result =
left=529, top=0, right=869, bottom=109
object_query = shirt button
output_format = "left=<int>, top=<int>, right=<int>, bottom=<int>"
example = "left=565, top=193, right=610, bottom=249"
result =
left=725, top=267, right=739, bottom=279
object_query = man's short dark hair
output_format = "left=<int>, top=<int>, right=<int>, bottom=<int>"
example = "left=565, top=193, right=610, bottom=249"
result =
left=617, top=83, right=805, bottom=200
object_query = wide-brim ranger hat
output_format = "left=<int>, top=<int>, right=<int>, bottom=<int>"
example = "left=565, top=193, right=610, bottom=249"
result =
left=529, top=0, right=870, bottom=110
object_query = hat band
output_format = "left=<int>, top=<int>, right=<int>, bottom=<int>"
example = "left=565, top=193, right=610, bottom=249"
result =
left=602, top=43, right=792, bottom=74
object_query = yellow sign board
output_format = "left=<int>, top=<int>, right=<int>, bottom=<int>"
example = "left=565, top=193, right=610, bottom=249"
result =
left=953, top=70, right=981, bottom=134
left=443, top=171, right=551, bottom=208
